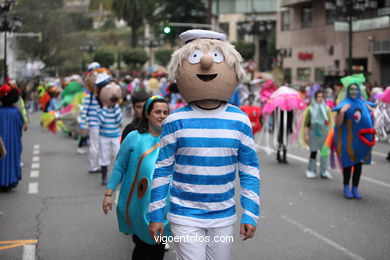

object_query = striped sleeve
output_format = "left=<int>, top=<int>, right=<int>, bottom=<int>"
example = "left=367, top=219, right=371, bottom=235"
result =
left=148, top=118, right=177, bottom=222
left=114, top=104, right=123, bottom=126
left=238, top=116, right=260, bottom=226
left=80, top=93, right=90, bottom=129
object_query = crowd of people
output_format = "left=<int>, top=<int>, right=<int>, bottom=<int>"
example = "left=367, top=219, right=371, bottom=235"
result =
left=1, top=29, right=390, bottom=260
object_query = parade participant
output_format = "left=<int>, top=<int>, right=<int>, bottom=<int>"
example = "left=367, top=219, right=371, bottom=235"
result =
left=148, top=29, right=260, bottom=260
left=241, top=93, right=261, bottom=135
left=302, top=90, right=333, bottom=179
left=80, top=62, right=103, bottom=173
left=333, top=74, right=375, bottom=199
left=45, top=83, right=61, bottom=112
left=121, top=90, right=150, bottom=142
left=0, top=83, right=24, bottom=191
left=103, top=95, right=170, bottom=260
left=95, top=73, right=123, bottom=185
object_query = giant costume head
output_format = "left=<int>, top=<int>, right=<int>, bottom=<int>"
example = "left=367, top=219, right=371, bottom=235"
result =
left=332, top=74, right=376, bottom=167
left=85, top=62, right=111, bottom=93
left=95, top=72, right=123, bottom=107
left=167, top=29, right=245, bottom=105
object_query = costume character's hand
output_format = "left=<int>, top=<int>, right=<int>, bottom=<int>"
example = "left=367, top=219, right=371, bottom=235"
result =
left=149, top=222, right=164, bottom=244
left=102, top=196, right=112, bottom=215
left=240, top=223, right=256, bottom=241
left=341, top=104, right=351, bottom=113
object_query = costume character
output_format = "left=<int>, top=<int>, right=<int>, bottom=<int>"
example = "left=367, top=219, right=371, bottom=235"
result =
left=0, top=84, right=24, bottom=191
left=95, top=73, right=123, bottom=185
left=333, top=74, right=375, bottom=199
left=148, top=30, right=260, bottom=260
left=301, top=89, right=333, bottom=178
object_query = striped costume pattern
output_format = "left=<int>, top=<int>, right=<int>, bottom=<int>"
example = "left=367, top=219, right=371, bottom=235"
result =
left=149, top=103, right=260, bottom=228
left=80, top=93, right=100, bottom=129
left=97, top=105, right=123, bottom=138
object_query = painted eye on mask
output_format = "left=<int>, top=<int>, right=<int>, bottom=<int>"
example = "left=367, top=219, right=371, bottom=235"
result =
left=353, top=109, right=361, bottom=123
left=209, top=50, right=224, bottom=63
left=188, top=50, right=203, bottom=64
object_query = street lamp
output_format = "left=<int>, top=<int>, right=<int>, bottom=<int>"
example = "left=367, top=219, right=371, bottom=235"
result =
left=0, top=0, right=21, bottom=81
left=325, top=0, right=377, bottom=75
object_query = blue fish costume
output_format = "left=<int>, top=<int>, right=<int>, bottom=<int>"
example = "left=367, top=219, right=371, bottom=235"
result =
left=332, top=74, right=376, bottom=168
left=106, top=130, right=170, bottom=244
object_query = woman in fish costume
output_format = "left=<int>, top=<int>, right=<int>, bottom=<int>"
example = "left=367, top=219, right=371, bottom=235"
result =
left=333, top=74, right=375, bottom=199
left=102, top=95, right=170, bottom=260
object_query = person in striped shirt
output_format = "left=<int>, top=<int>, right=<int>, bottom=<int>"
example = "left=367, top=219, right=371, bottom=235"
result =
left=149, top=30, right=260, bottom=260
left=95, top=73, right=123, bottom=185
left=80, top=62, right=102, bottom=173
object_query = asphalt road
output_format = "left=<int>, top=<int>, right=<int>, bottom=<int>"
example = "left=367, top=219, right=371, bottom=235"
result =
left=1, top=112, right=389, bottom=260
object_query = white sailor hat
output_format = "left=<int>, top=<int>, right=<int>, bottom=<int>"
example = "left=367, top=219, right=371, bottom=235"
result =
left=87, top=62, right=101, bottom=72
left=179, top=29, right=227, bottom=44
left=95, top=72, right=112, bottom=87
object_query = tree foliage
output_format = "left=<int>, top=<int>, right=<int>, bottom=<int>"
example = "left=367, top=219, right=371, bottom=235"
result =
left=122, top=49, right=148, bottom=69
left=232, top=41, right=255, bottom=61
left=93, top=50, right=115, bottom=68
left=154, top=49, right=173, bottom=66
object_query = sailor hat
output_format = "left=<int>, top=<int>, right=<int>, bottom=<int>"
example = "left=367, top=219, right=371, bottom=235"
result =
left=179, top=29, right=227, bottom=44
left=95, top=72, right=112, bottom=87
left=87, top=62, right=101, bottom=72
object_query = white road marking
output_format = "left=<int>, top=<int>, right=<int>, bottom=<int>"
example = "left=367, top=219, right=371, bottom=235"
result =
left=31, top=163, right=40, bottom=169
left=33, top=144, right=40, bottom=149
left=372, top=151, right=387, bottom=157
left=32, top=156, right=39, bottom=162
left=281, top=215, right=365, bottom=260
left=257, top=145, right=390, bottom=189
left=28, top=183, right=39, bottom=194
left=114, top=191, right=119, bottom=205
left=30, top=170, right=39, bottom=178
left=33, top=150, right=40, bottom=155
left=22, top=244, right=36, bottom=260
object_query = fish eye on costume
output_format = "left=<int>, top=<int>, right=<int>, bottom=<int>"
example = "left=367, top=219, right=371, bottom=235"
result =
left=209, top=50, right=224, bottom=63
left=188, top=50, right=203, bottom=64
left=353, top=109, right=362, bottom=123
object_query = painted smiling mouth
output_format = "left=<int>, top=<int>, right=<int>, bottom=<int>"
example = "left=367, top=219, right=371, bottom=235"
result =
left=197, top=74, right=217, bottom=81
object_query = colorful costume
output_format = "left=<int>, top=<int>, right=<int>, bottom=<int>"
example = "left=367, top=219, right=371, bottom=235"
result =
left=332, top=75, right=375, bottom=168
left=107, top=131, right=170, bottom=244
left=332, top=74, right=375, bottom=199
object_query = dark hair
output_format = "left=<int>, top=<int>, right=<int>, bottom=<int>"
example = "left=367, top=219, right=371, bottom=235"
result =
left=131, top=90, right=150, bottom=105
left=314, top=89, right=324, bottom=99
left=0, top=88, right=19, bottom=106
left=137, top=98, right=168, bottom=134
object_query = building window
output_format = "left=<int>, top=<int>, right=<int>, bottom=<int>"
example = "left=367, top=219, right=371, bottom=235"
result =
left=315, top=67, right=325, bottom=82
left=281, top=10, right=290, bottom=31
left=219, top=22, right=229, bottom=37
left=325, top=9, right=336, bottom=25
left=297, top=67, right=311, bottom=81
left=301, top=5, right=312, bottom=28
left=284, top=68, right=292, bottom=83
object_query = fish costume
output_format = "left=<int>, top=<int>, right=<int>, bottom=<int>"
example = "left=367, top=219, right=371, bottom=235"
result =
left=106, top=128, right=170, bottom=244
left=332, top=74, right=376, bottom=168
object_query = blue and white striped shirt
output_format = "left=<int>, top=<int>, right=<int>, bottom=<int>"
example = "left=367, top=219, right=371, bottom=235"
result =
left=80, top=93, right=100, bottom=129
left=149, top=103, right=260, bottom=228
left=97, top=105, right=123, bottom=138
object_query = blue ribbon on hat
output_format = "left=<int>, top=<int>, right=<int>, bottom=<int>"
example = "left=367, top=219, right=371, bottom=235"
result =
left=96, top=75, right=112, bottom=87
left=145, top=95, right=165, bottom=111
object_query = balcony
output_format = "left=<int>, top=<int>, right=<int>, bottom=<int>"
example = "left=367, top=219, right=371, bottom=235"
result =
left=281, top=0, right=312, bottom=7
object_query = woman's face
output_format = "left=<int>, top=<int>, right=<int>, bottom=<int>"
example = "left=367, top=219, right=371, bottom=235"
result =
left=315, top=92, right=324, bottom=104
left=348, top=84, right=359, bottom=99
left=147, top=102, right=169, bottom=131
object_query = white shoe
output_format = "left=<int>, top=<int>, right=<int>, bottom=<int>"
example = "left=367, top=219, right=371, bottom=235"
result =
left=305, top=170, right=316, bottom=178
left=164, top=242, right=170, bottom=251
left=77, top=148, right=86, bottom=154
left=321, top=171, right=332, bottom=179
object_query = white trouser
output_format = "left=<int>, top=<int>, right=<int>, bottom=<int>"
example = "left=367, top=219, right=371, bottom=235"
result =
left=98, top=136, right=120, bottom=167
left=88, top=127, right=100, bottom=171
left=171, top=223, right=234, bottom=260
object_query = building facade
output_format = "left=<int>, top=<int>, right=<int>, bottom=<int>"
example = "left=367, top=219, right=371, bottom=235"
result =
left=277, top=0, right=390, bottom=86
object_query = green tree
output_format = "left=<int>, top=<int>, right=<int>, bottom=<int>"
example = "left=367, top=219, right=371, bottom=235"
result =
left=94, top=50, right=115, bottom=68
left=155, top=49, right=173, bottom=66
left=122, top=49, right=148, bottom=69
left=112, top=0, right=159, bottom=47
left=232, top=41, right=255, bottom=61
